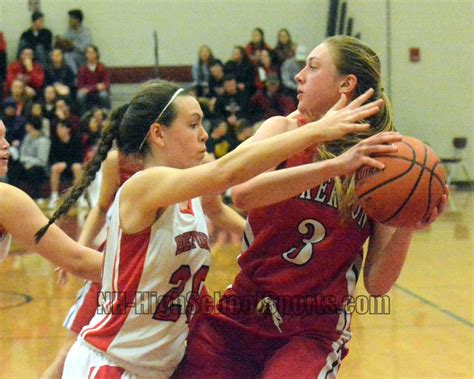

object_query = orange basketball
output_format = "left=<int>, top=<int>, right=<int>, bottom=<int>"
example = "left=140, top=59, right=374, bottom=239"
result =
left=355, top=136, right=446, bottom=228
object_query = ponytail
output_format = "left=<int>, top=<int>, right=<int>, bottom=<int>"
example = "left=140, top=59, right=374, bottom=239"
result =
left=35, top=104, right=128, bottom=242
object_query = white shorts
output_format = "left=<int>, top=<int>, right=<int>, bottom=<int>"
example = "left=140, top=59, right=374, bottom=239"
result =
left=62, top=340, right=170, bottom=379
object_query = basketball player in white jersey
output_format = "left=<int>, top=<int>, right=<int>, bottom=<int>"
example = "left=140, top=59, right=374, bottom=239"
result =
left=35, top=82, right=400, bottom=378
left=0, top=119, right=102, bottom=280
left=42, top=147, right=245, bottom=379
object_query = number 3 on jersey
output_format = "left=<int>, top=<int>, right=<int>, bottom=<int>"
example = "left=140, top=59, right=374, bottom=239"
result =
left=282, top=219, right=326, bottom=265
left=153, top=265, right=209, bottom=323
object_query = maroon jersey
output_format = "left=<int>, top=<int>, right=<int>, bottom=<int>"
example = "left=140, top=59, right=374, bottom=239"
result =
left=217, top=146, right=373, bottom=338
left=118, top=153, right=143, bottom=185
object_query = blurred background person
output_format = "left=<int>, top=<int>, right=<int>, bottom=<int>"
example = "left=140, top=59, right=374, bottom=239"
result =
left=76, top=45, right=111, bottom=115
left=17, top=11, right=53, bottom=70
left=54, top=9, right=92, bottom=75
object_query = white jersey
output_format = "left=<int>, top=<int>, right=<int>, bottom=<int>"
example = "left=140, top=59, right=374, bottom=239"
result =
left=0, top=232, right=11, bottom=264
left=79, top=184, right=211, bottom=376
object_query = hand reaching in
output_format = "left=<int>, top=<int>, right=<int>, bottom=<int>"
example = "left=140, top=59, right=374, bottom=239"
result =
left=313, top=88, right=384, bottom=142
left=333, top=131, right=403, bottom=177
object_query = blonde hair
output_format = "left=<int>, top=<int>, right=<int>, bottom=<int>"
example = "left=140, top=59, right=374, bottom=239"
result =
left=319, top=35, right=395, bottom=217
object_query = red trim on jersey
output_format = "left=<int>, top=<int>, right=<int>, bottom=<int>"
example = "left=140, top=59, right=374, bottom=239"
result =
left=69, top=282, right=102, bottom=334
left=84, top=229, right=152, bottom=351
left=89, top=365, right=125, bottom=378
left=180, top=200, right=194, bottom=216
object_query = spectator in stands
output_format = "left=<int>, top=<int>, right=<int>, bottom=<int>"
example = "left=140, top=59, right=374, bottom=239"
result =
left=245, top=27, right=272, bottom=66
left=249, top=74, right=295, bottom=125
left=206, top=121, right=238, bottom=160
left=45, top=48, right=75, bottom=101
left=29, top=102, right=51, bottom=137
left=17, top=11, right=53, bottom=69
left=211, top=74, right=250, bottom=154
left=224, top=46, right=256, bottom=96
left=80, top=107, right=107, bottom=158
left=0, top=32, right=6, bottom=100
left=197, top=61, right=225, bottom=130
left=213, top=74, right=249, bottom=130
left=208, top=61, right=225, bottom=98
left=42, top=85, right=58, bottom=121
left=273, top=28, right=297, bottom=67
left=192, top=45, right=221, bottom=97
left=7, top=116, right=50, bottom=202
left=281, top=44, right=307, bottom=103
left=51, top=98, right=80, bottom=137
left=6, top=48, right=45, bottom=97
left=2, top=79, right=31, bottom=144
left=48, top=120, right=84, bottom=209
left=55, top=9, right=92, bottom=75
left=76, top=45, right=111, bottom=115
left=254, top=49, right=279, bottom=91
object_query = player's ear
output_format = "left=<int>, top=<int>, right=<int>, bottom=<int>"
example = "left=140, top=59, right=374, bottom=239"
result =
left=149, top=123, right=166, bottom=147
left=339, top=74, right=358, bottom=94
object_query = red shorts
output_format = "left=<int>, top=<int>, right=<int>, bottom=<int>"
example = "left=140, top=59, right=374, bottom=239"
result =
left=63, top=281, right=102, bottom=334
left=174, top=312, right=348, bottom=379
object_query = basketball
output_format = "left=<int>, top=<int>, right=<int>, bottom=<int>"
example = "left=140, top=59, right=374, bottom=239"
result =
left=355, top=136, right=446, bottom=228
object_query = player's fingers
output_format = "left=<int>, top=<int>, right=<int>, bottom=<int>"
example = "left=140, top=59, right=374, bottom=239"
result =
left=330, top=93, right=348, bottom=111
left=348, top=88, right=375, bottom=108
left=437, top=194, right=448, bottom=216
left=364, top=131, right=402, bottom=144
left=353, top=98, right=384, bottom=113
left=361, top=156, right=385, bottom=170
left=350, top=104, right=381, bottom=121
left=345, top=123, right=371, bottom=134
left=363, top=144, right=398, bottom=155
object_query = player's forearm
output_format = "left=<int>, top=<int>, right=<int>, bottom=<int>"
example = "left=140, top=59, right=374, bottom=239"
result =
left=77, top=206, right=107, bottom=247
left=208, top=203, right=245, bottom=236
left=232, top=159, right=338, bottom=211
left=214, top=119, right=330, bottom=190
left=364, top=229, right=414, bottom=296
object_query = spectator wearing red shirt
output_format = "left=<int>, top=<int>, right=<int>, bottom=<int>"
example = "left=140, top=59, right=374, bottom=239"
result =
left=6, top=48, right=45, bottom=97
left=76, top=45, right=110, bottom=115
left=249, top=74, right=295, bottom=125
left=0, top=32, right=7, bottom=99
left=245, top=27, right=272, bottom=66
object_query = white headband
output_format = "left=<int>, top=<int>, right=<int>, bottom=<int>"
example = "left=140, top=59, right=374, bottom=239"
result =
left=138, top=87, right=184, bottom=152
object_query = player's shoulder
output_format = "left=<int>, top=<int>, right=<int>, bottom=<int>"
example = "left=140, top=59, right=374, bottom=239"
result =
left=253, top=115, right=298, bottom=141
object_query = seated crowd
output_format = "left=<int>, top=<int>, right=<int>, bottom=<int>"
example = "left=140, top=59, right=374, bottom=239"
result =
left=0, top=10, right=304, bottom=211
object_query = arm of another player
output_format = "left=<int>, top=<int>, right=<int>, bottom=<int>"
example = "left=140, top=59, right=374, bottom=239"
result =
left=363, top=191, right=449, bottom=296
left=200, top=153, right=246, bottom=235
left=233, top=128, right=402, bottom=211
left=201, top=194, right=245, bottom=236
left=121, top=89, right=383, bottom=232
left=77, top=150, right=120, bottom=247
left=0, top=184, right=102, bottom=282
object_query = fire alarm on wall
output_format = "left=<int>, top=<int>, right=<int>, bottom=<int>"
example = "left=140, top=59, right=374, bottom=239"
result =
left=409, top=48, right=420, bottom=62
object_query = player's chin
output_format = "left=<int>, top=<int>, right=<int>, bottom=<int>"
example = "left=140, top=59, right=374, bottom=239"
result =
left=0, top=164, right=8, bottom=177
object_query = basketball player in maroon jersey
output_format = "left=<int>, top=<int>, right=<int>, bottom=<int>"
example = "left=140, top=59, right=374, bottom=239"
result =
left=35, top=79, right=396, bottom=377
left=176, top=36, right=448, bottom=378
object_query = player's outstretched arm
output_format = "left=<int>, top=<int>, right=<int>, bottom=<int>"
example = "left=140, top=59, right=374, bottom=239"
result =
left=122, top=89, right=382, bottom=233
left=0, top=183, right=102, bottom=282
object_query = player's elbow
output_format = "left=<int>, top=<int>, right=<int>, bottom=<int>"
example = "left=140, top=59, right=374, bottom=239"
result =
left=67, top=251, right=101, bottom=283
left=364, top=276, right=393, bottom=297
left=231, top=185, right=251, bottom=211
left=365, top=284, right=391, bottom=297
